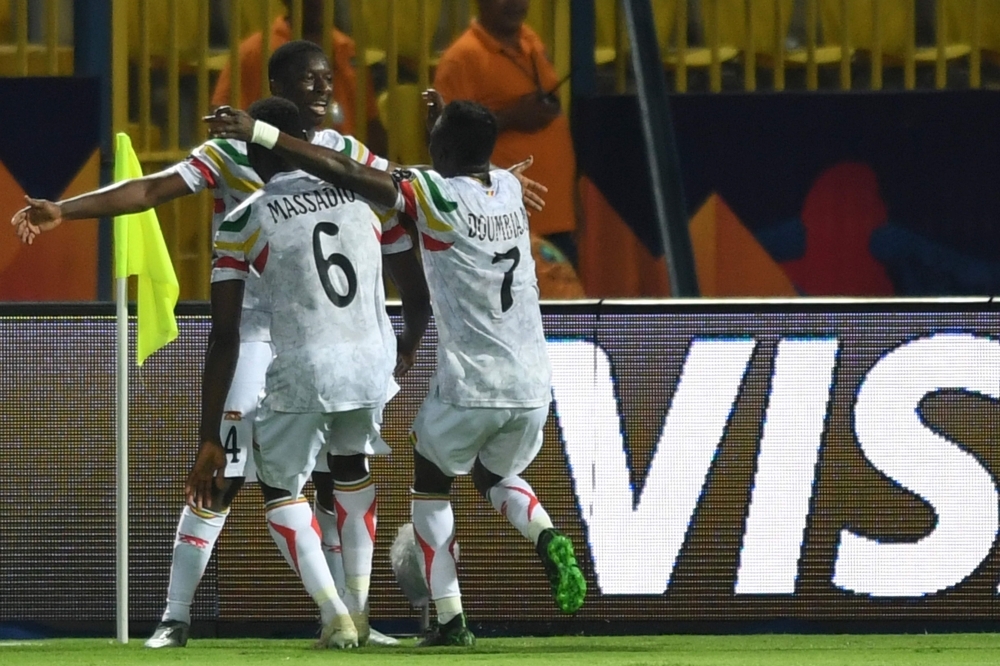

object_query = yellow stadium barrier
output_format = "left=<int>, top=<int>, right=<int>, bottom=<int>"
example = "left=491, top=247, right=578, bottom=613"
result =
left=0, top=0, right=71, bottom=76
left=378, top=83, right=429, bottom=166
left=820, top=0, right=972, bottom=89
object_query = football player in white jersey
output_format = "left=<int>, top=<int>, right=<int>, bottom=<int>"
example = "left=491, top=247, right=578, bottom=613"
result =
left=9, top=41, right=429, bottom=649
left=207, top=92, right=587, bottom=647
left=189, top=97, right=400, bottom=648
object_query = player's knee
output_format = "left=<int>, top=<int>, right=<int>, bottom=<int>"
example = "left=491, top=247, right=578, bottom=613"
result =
left=328, top=453, right=369, bottom=483
left=413, top=451, right=453, bottom=496
left=472, top=458, right=503, bottom=498
left=258, top=480, right=292, bottom=505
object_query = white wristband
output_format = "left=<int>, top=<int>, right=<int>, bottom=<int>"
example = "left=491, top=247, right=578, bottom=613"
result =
left=250, top=121, right=280, bottom=149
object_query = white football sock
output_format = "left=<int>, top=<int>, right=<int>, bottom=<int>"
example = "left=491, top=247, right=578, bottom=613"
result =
left=161, top=505, right=227, bottom=625
left=487, top=476, right=554, bottom=544
left=434, top=595, right=464, bottom=625
left=266, top=497, right=349, bottom=624
left=314, top=501, right=347, bottom=599
left=411, top=491, right=461, bottom=619
left=333, top=475, right=377, bottom=613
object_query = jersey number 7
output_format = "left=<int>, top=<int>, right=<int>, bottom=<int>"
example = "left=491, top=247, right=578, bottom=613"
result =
left=492, top=247, right=521, bottom=313
left=313, top=222, right=357, bottom=308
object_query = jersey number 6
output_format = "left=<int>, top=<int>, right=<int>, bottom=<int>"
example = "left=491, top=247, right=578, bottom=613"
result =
left=313, top=222, right=357, bottom=307
left=491, top=246, right=521, bottom=313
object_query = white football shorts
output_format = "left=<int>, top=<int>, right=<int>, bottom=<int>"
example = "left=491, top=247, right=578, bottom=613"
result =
left=410, top=386, right=549, bottom=478
left=253, top=401, right=391, bottom=497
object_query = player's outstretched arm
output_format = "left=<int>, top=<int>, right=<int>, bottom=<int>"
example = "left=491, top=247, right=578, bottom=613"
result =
left=10, top=171, right=193, bottom=245
left=206, top=108, right=399, bottom=209
left=385, top=247, right=431, bottom=377
left=187, top=279, right=243, bottom=510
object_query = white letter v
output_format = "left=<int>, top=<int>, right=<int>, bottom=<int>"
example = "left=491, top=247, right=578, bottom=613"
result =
left=549, top=338, right=756, bottom=595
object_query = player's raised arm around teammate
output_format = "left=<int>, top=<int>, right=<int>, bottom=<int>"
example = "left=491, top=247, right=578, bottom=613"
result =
left=207, top=107, right=401, bottom=208
left=204, top=98, right=548, bottom=211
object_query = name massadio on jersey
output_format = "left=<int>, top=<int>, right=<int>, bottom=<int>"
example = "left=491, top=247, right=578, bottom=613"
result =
left=265, top=186, right=357, bottom=223
left=545, top=311, right=1000, bottom=603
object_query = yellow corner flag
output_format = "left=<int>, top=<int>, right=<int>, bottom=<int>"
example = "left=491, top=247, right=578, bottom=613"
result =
left=113, top=133, right=179, bottom=365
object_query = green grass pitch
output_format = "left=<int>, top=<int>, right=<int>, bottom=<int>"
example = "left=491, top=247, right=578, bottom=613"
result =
left=3, top=635, right=1000, bottom=666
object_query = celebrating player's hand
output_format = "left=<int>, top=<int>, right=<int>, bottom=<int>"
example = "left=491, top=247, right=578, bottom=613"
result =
left=11, top=196, right=64, bottom=245
left=185, top=440, right=227, bottom=511
left=422, top=89, right=445, bottom=133
left=507, top=156, right=547, bottom=215
left=395, top=349, right=416, bottom=378
left=203, top=106, right=255, bottom=143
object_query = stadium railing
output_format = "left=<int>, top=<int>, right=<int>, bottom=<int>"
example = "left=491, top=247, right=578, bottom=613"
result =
left=0, top=0, right=72, bottom=76
left=0, top=0, right=991, bottom=298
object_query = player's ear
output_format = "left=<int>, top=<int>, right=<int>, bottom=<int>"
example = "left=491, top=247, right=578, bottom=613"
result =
left=269, top=78, right=283, bottom=96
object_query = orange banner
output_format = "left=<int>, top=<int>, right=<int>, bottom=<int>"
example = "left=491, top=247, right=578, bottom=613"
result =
left=0, top=151, right=100, bottom=301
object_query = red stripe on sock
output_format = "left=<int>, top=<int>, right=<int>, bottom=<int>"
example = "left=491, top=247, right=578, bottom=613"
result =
left=334, top=498, right=347, bottom=535
left=504, top=485, right=540, bottom=521
left=413, top=528, right=436, bottom=596
left=178, top=534, right=209, bottom=549
left=311, top=515, right=322, bottom=540
left=268, top=521, right=300, bottom=574
left=363, top=498, right=377, bottom=543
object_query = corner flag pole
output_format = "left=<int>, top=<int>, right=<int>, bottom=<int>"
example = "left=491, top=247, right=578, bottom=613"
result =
left=116, top=275, right=129, bottom=644
left=111, top=132, right=179, bottom=644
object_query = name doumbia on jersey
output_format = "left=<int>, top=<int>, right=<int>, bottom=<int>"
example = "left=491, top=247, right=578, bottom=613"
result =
left=265, top=186, right=357, bottom=224
left=467, top=208, right=528, bottom=243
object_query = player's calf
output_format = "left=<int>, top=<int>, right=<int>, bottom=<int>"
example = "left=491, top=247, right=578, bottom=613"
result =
left=329, top=453, right=377, bottom=645
left=411, top=452, right=475, bottom=646
left=146, top=476, right=245, bottom=649
left=262, top=484, right=354, bottom=645
left=474, top=460, right=586, bottom=614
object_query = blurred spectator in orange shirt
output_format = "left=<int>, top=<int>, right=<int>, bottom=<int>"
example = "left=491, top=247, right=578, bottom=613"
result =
left=212, top=0, right=387, bottom=156
left=434, top=0, right=579, bottom=265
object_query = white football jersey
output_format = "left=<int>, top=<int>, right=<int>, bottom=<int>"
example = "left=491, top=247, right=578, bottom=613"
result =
left=393, top=167, right=551, bottom=408
left=170, top=129, right=401, bottom=341
left=212, top=170, right=397, bottom=413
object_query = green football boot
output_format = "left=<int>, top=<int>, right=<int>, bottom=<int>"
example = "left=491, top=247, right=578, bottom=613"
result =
left=536, top=528, right=587, bottom=614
